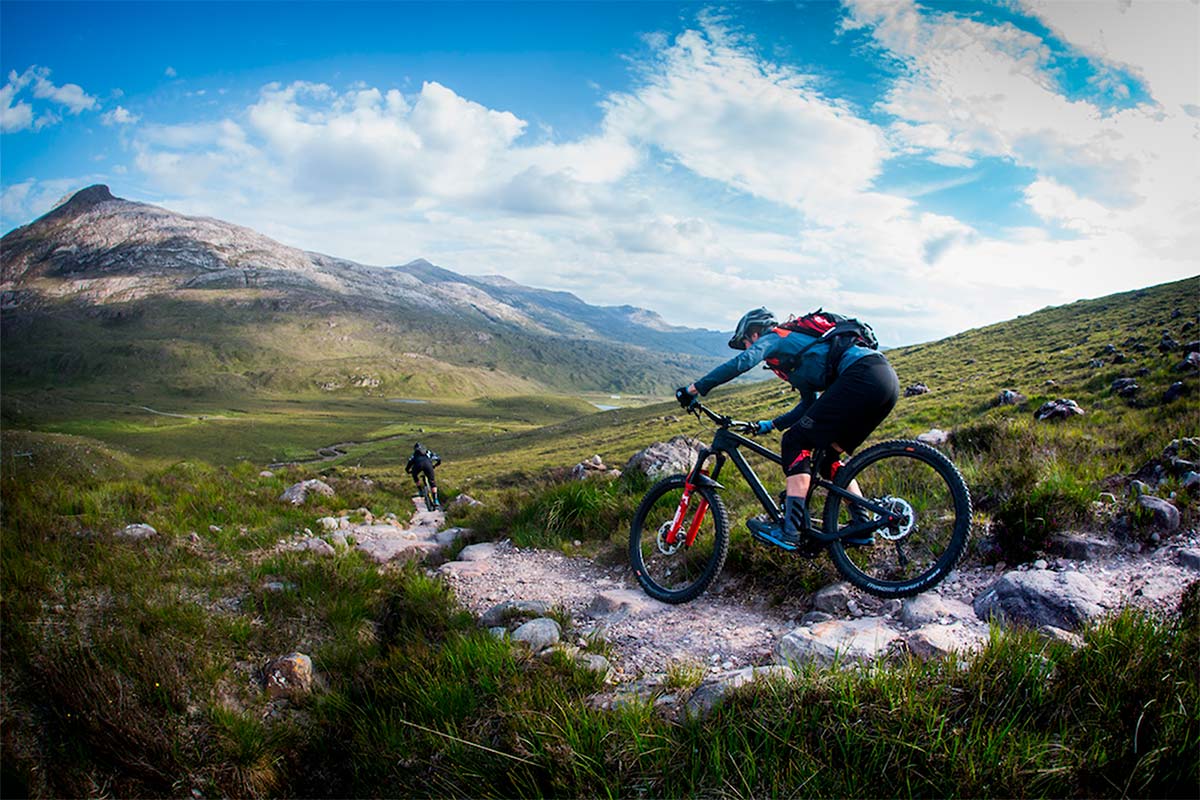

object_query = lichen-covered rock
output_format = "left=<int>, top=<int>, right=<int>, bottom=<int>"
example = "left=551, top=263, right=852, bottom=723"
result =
left=263, top=652, right=314, bottom=699
left=623, top=436, right=705, bottom=479
left=279, top=479, right=335, bottom=505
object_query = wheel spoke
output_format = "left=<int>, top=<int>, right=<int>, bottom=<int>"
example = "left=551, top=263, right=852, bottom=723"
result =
left=825, top=441, right=971, bottom=598
left=630, top=476, right=729, bottom=604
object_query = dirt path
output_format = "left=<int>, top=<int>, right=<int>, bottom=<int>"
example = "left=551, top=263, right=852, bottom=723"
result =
left=438, top=530, right=1200, bottom=680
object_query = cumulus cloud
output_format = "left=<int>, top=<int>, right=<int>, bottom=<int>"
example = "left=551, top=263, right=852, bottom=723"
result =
left=2, top=66, right=98, bottom=132
left=101, top=105, right=139, bottom=126
left=92, top=3, right=1195, bottom=344
left=604, top=17, right=889, bottom=222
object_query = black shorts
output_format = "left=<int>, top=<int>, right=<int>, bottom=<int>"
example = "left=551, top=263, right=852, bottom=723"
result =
left=411, top=460, right=437, bottom=486
left=781, top=353, right=899, bottom=475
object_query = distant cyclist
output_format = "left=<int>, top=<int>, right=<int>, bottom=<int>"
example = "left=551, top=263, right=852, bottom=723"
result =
left=405, top=442, right=442, bottom=509
left=676, top=307, right=899, bottom=548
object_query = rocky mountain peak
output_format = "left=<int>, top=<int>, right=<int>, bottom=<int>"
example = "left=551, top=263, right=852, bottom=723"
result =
left=43, top=184, right=118, bottom=222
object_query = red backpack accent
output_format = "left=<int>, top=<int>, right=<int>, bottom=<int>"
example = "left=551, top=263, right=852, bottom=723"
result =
left=764, top=309, right=879, bottom=384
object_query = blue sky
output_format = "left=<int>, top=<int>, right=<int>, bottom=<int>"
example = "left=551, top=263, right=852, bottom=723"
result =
left=2, top=0, right=1197, bottom=345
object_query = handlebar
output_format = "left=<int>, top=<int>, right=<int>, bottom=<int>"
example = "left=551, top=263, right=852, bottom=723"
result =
left=688, top=400, right=759, bottom=435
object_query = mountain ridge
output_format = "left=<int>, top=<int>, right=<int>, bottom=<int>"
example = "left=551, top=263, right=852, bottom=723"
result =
left=0, top=186, right=730, bottom=398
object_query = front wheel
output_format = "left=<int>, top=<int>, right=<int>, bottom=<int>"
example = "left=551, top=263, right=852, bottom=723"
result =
left=823, top=440, right=972, bottom=598
left=629, top=474, right=730, bottom=604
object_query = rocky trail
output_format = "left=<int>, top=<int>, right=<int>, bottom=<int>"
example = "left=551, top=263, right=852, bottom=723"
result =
left=289, top=482, right=1199, bottom=706
left=436, top=521, right=1200, bottom=680
left=270, top=464, right=1198, bottom=714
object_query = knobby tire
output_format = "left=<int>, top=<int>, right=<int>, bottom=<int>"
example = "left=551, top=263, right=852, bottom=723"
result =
left=823, top=439, right=972, bottom=598
left=629, top=474, right=730, bottom=604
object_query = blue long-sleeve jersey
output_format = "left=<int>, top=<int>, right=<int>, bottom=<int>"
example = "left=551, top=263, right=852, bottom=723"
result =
left=693, top=330, right=877, bottom=430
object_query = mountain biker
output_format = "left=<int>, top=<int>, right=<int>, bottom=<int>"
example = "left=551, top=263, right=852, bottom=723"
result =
left=405, top=442, right=442, bottom=509
left=676, top=307, right=899, bottom=548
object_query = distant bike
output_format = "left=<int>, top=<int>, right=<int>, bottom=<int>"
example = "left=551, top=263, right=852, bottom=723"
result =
left=629, top=401, right=972, bottom=603
left=416, top=473, right=439, bottom=510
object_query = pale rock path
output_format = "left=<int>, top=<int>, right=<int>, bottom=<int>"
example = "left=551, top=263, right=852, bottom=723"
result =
left=350, top=500, right=467, bottom=564
left=438, top=540, right=805, bottom=680
left=438, top=530, right=1200, bottom=682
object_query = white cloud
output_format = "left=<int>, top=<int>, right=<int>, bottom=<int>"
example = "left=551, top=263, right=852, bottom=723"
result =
left=23, top=3, right=1190, bottom=347
left=101, top=106, right=139, bottom=126
left=1, top=66, right=98, bottom=133
left=603, top=18, right=889, bottom=223
left=165, top=66, right=177, bottom=78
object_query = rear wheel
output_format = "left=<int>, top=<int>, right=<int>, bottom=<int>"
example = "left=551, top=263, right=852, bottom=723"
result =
left=629, top=475, right=730, bottom=604
left=824, top=440, right=971, bottom=598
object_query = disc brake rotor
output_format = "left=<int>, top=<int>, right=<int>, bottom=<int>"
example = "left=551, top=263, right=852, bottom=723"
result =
left=876, top=495, right=915, bottom=541
left=656, top=521, right=683, bottom=555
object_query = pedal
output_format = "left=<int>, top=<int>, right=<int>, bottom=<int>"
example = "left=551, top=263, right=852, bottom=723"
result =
left=746, top=520, right=799, bottom=552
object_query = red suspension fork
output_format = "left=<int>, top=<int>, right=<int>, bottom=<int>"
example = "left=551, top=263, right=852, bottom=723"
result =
left=665, top=472, right=710, bottom=547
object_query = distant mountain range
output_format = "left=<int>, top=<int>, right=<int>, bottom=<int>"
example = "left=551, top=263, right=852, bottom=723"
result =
left=0, top=186, right=730, bottom=399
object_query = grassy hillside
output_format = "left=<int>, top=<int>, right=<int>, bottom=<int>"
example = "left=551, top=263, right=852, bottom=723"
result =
left=0, top=291, right=719, bottom=403
left=1, top=277, right=1197, bottom=797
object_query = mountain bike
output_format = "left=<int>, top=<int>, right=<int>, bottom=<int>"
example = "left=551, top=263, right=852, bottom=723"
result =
left=629, top=401, right=971, bottom=603
left=416, top=473, right=439, bottom=510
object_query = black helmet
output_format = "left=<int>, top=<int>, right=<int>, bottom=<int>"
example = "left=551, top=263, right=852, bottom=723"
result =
left=728, top=307, right=777, bottom=350
left=413, top=442, right=423, bottom=451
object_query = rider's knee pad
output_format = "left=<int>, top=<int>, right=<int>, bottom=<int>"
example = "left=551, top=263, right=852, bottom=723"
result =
left=784, top=449, right=842, bottom=478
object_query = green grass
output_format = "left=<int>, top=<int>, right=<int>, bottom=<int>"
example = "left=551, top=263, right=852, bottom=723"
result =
left=5, top=444, right=1194, bottom=798
left=2, top=277, right=1198, bottom=796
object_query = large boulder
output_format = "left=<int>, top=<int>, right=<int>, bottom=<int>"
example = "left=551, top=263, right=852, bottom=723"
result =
left=511, top=618, right=561, bottom=652
left=973, top=569, right=1104, bottom=629
left=279, top=479, right=335, bottom=505
left=624, top=436, right=705, bottom=479
left=774, top=618, right=901, bottom=667
left=1034, top=398, right=1085, bottom=421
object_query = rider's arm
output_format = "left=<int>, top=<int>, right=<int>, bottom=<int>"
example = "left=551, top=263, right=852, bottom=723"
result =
left=693, top=334, right=774, bottom=396
left=770, top=389, right=817, bottom=430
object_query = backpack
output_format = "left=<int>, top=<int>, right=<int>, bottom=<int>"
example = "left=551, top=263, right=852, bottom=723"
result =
left=763, top=309, right=878, bottom=385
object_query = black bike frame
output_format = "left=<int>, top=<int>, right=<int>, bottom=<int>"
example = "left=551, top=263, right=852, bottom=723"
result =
left=686, top=413, right=903, bottom=544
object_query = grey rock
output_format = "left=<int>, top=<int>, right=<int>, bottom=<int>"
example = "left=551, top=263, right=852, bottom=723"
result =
left=775, top=618, right=901, bottom=667
left=899, top=594, right=953, bottom=628
left=1176, top=548, right=1200, bottom=571
left=279, top=479, right=335, bottom=505
left=1111, top=378, right=1139, bottom=398
left=904, top=383, right=930, bottom=397
left=1137, top=495, right=1180, bottom=531
left=586, top=589, right=670, bottom=619
left=905, top=623, right=987, bottom=659
left=916, top=428, right=949, bottom=446
left=263, top=652, right=314, bottom=699
left=996, top=389, right=1027, bottom=406
left=435, top=527, right=470, bottom=546
left=1164, top=382, right=1188, bottom=403
left=293, top=537, right=336, bottom=557
left=800, top=611, right=834, bottom=626
left=812, top=583, right=853, bottom=615
left=1034, top=398, right=1085, bottom=421
left=686, top=665, right=796, bottom=717
left=448, top=493, right=483, bottom=509
left=117, top=523, right=157, bottom=540
left=575, top=653, right=612, bottom=677
left=1037, top=625, right=1084, bottom=648
left=1046, top=532, right=1119, bottom=561
left=457, top=542, right=498, bottom=562
left=480, top=599, right=552, bottom=628
left=973, top=569, right=1104, bottom=629
left=1129, top=480, right=1154, bottom=496
left=623, top=436, right=705, bottom=479
left=511, top=618, right=561, bottom=652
